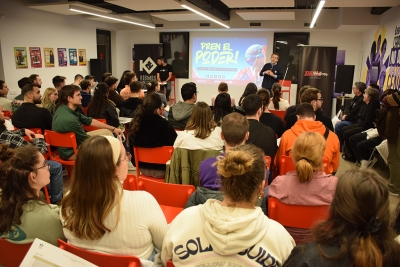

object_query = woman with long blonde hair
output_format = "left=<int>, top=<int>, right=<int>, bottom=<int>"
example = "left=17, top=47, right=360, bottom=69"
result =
left=38, top=87, right=58, bottom=114
left=173, top=101, right=224, bottom=150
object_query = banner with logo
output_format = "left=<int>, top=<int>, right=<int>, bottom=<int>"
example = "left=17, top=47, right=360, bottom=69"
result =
left=134, top=44, right=163, bottom=84
left=298, top=46, right=337, bottom=115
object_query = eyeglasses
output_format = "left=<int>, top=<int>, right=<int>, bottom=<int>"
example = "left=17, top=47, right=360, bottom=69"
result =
left=316, top=98, right=323, bottom=101
left=123, top=152, right=132, bottom=162
left=36, top=162, right=50, bottom=171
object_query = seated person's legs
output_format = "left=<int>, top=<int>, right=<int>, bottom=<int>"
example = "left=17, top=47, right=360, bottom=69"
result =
left=47, top=160, right=64, bottom=204
left=334, top=120, right=352, bottom=146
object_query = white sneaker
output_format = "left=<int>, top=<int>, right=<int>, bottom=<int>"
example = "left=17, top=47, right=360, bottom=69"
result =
left=128, top=161, right=135, bottom=171
left=359, top=157, right=378, bottom=170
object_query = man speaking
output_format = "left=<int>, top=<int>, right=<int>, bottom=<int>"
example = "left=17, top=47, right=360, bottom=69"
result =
left=260, top=53, right=282, bottom=95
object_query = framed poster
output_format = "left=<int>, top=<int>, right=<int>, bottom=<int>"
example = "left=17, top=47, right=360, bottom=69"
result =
left=78, top=49, right=86, bottom=66
left=14, top=47, right=28, bottom=69
left=29, top=47, right=42, bottom=68
left=159, top=32, right=189, bottom=78
left=69, top=48, right=78, bottom=66
left=44, top=48, right=55, bottom=68
left=57, top=48, right=67, bottom=67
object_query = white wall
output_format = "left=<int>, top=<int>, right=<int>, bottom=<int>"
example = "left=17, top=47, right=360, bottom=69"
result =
left=0, top=0, right=116, bottom=99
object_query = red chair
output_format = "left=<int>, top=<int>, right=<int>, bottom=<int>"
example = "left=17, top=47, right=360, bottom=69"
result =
left=279, top=155, right=330, bottom=175
left=268, top=197, right=329, bottom=229
left=58, top=239, right=140, bottom=267
left=137, top=177, right=195, bottom=223
left=3, top=110, right=12, bottom=118
left=0, top=238, right=32, bottom=267
left=166, top=260, right=175, bottom=267
left=270, top=110, right=286, bottom=121
left=122, top=174, right=137, bottom=191
left=264, top=155, right=271, bottom=187
left=134, top=146, right=174, bottom=183
left=44, top=131, right=77, bottom=177
left=83, top=118, right=106, bottom=132
left=82, top=106, right=88, bottom=115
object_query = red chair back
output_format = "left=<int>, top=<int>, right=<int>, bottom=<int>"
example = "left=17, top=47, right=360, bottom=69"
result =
left=82, top=106, right=88, bottom=115
left=3, top=110, right=12, bottom=118
left=138, top=177, right=195, bottom=208
left=23, top=128, right=42, bottom=142
left=44, top=131, right=77, bottom=170
left=58, top=239, right=140, bottom=267
left=166, top=260, right=175, bottom=267
left=268, top=198, right=329, bottom=229
left=280, top=155, right=330, bottom=175
left=83, top=118, right=106, bottom=132
left=134, top=146, right=174, bottom=182
left=265, top=155, right=271, bottom=169
left=270, top=110, right=286, bottom=121
left=0, top=238, right=32, bottom=267
left=123, top=174, right=137, bottom=191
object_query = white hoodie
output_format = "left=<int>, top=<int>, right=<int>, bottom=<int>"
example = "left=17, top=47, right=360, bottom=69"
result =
left=159, top=199, right=295, bottom=266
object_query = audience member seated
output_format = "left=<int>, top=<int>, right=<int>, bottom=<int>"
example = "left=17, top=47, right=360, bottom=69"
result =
left=242, top=94, right=277, bottom=176
left=105, top=76, right=123, bottom=109
left=12, top=83, right=52, bottom=132
left=268, top=83, right=289, bottom=111
left=0, top=80, right=12, bottom=112
left=269, top=132, right=338, bottom=205
left=285, top=87, right=333, bottom=131
left=116, top=70, right=130, bottom=93
left=87, top=82, right=120, bottom=128
left=52, top=75, right=66, bottom=92
left=61, top=136, right=167, bottom=263
left=38, top=87, right=58, bottom=115
left=350, top=132, right=384, bottom=169
left=335, top=82, right=366, bottom=147
left=128, top=93, right=177, bottom=178
left=342, top=87, right=381, bottom=162
left=276, top=103, right=340, bottom=174
left=72, top=74, right=83, bottom=87
left=12, top=77, right=32, bottom=112
left=283, top=169, right=400, bottom=266
left=168, top=82, right=197, bottom=130
left=0, top=145, right=66, bottom=246
left=211, top=82, right=235, bottom=107
left=84, top=75, right=96, bottom=95
left=159, top=144, right=295, bottom=266
left=79, top=80, right=92, bottom=107
left=238, top=82, right=258, bottom=107
left=212, top=93, right=233, bottom=126
left=101, top=72, right=112, bottom=82
left=0, top=108, right=64, bottom=204
left=174, top=102, right=224, bottom=150
left=52, top=85, right=122, bottom=160
left=284, top=85, right=311, bottom=121
left=120, top=72, right=137, bottom=101
left=146, top=80, right=167, bottom=108
left=185, top=113, right=267, bottom=214
left=120, top=81, right=143, bottom=117
left=258, top=88, right=285, bottom=137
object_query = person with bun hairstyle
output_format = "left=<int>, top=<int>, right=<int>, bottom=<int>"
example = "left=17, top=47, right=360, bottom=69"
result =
left=269, top=132, right=338, bottom=205
left=129, top=93, right=177, bottom=178
left=268, top=82, right=289, bottom=111
left=158, top=144, right=295, bottom=266
left=283, top=169, right=400, bottom=267
left=0, top=145, right=66, bottom=246
left=61, top=136, right=168, bottom=263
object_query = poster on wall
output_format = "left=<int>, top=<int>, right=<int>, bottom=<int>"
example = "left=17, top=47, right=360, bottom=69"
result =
left=78, top=49, right=86, bottom=66
left=14, top=47, right=28, bottom=69
left=44, top=48, right=55, bottom=68
left=57, top=48, right=67, bottom=67
left=69, top=48, right=78, bottom=66
left=159, top=32, right=189, bottom=78
left=29, top=47, right=42, bottom=68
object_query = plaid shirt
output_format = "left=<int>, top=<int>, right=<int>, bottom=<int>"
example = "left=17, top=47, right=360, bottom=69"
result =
left=0, top=128, right=47, bottom=154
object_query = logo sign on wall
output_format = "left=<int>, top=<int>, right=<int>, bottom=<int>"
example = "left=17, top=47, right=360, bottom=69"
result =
left=298, top=46, right=337, bottom=114
left=134, top=44, right=163, bottom=84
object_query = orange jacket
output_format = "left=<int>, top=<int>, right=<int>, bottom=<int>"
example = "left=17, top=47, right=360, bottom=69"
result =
left=275, top=120, right=340, bottom=174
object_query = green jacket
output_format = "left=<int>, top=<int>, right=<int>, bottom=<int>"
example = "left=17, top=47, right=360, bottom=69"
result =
left=165, top=147, right=220, bottom=187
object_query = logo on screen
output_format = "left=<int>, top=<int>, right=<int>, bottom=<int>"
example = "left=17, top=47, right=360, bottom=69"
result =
left=140, top=57, right=157, bottom=74
left=304, top=71, right=328, bottom=77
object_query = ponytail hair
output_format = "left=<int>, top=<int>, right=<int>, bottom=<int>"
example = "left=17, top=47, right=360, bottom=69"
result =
left=272, top=83, right=282, bottom=110
left=217, top=144, right=265, bottom=204
left=292, top=132, right=325, bottom=182
left=129, top=93, right=162, bottom=136
left=146, top=80, right=159, bottom=94
left=0, top=145, right=42, bottom=233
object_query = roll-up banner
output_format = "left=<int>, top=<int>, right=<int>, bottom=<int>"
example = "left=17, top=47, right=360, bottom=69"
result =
left=298, top=46, right=337, bottom=116
left=134, top=44, right=163, bottom=84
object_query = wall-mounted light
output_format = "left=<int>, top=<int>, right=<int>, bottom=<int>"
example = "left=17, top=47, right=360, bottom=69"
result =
left=69, top=5, right=155, bottom=29
left=180, top=1, right=230, bottom=28
left=310, top=0, right=325, bottom=28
